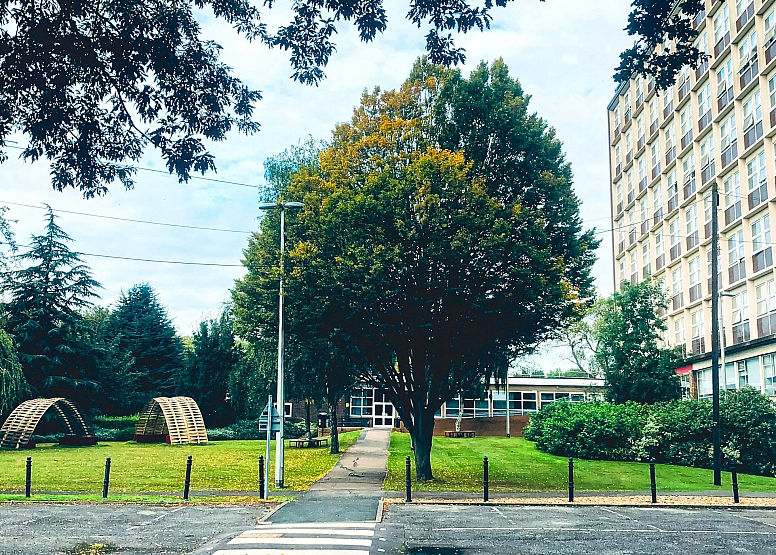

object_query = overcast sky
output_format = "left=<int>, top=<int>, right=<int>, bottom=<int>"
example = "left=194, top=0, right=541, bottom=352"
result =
left=0, top=0, right=632, bottom=342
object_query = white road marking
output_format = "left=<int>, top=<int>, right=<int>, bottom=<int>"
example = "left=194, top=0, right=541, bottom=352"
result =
left=126, top=506, right=186, bottom=531
left=713, top=509, right=776, bottom=529
left=229, top=537, right=372, bottom=546
left=431, top=527, right=776, bottom=535
left=213, top=550, right=371, bottom=555
left=240, top=528, right=374, bottom=537
left=257, top=522, right=375, bottom=528
left=599, top=506, right=662, bottom=531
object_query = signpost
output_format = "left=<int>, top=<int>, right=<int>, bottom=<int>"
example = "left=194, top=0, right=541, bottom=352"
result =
left=259, top=395, right=282, bottom=499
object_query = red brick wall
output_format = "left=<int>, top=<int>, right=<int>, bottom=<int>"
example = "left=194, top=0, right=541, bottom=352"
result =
left=398, top=416, right=531, bottom=437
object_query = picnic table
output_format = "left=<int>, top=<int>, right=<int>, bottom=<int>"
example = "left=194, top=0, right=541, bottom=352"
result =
left=444, top=430, right=475, bottom=438
left=288, top=437, right=330, bottom=448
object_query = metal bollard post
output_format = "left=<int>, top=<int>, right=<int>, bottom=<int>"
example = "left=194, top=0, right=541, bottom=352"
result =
left=483, top=457, right=489, bottom=502
left=649, top=459, right=657, bottom=504
left=103, top=458, right=111, bottom=499
left=568, top=457, right=574, bottom=503
left=405, top=456, right=412, bottom=503
left=731, top=461, right=740, bottom=504
left=183, top=455, right=192, bottom=501
left=258, top=456, right=265, bottom=500
left=25, top=457, right=31, bottom=498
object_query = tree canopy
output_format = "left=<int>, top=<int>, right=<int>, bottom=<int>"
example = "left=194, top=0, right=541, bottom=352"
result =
left=235, top=59, right=598, bottom=479
left=1, top=0, right=705, bottom=195
left=595, top=278, right=684, bottom=405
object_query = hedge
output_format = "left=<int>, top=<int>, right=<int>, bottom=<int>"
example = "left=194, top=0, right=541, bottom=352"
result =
left=524, top=388, right=776, bottom=476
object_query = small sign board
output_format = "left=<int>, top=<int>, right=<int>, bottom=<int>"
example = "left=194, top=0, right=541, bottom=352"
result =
left=259, top=403, right=282, bottom=433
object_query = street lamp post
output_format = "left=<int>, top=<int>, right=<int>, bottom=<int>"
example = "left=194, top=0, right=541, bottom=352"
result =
left=259, top=200, right=304, bottom=488
left=720, top=291, right=736, bottom=393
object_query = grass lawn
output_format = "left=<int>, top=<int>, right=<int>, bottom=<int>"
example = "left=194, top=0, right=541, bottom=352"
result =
left=385, top=433, right=776, bottom=492
left=0, top=432, right=359, bottom=496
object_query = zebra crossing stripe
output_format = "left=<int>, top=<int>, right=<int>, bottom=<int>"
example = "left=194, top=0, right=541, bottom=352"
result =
left=256, top=522, right=376, bottom=528
left=240, top=528, right=375, bottom=536
left=213, top=550, right=371, bottom=555
left=229, top=537, right=372, bottom=547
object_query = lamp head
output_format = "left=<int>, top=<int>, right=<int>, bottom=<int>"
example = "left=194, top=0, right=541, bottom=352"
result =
left=258, top=202, right=278, bottom=210
left=283, top=202, right=304, bottom=209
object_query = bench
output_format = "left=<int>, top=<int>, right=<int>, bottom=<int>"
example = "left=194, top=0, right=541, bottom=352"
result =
left=288, top=437, right=330, bottom=448
left=445, top=430, right=475, bottom=438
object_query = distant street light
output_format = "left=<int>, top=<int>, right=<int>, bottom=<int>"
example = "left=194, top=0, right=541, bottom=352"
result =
left=259, top=199, right=304, bottom=488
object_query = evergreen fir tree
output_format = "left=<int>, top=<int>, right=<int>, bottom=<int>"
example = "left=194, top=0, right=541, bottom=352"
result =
left=2, top=207, right=101, bottom=407
left=108, top=284, right=184, bottom=407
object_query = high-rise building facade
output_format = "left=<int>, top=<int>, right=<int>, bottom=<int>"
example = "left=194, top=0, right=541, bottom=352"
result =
left=608, top=0, right=776, bottom=399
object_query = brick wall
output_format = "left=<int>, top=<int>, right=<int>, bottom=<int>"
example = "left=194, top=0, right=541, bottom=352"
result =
left=398, top=415, right=531, bottom=437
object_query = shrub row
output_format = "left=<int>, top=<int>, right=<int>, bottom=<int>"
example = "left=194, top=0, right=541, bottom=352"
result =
left=524, top=388, right=776, bottom=476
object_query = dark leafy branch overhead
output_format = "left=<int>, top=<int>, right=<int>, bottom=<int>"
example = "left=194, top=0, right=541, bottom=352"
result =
left=615, top=0, right=706, bottom=89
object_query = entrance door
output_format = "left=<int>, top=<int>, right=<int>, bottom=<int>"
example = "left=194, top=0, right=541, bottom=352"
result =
left=372, top=390, right=398, bottom=427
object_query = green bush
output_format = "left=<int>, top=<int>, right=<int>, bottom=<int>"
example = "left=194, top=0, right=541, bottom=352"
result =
left=526, top=389, right=776, bottom=476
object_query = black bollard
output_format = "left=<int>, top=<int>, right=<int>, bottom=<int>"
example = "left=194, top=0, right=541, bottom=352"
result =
left=25, top=456, right=31, bottom=498
left=102, top=458, right=111, bottom=499
left=258, top=456, right=265, bottom=500
left=183, top=455, right=192, bottom=501
left=405, top=456, right=412, bottom=503
left=649, top=459, right=657, bottom=504
left=483, top=457, right=489, bottom=502
left=568, top=457, right=574, bottom=503
left=732, top=461, right=740, bottom=504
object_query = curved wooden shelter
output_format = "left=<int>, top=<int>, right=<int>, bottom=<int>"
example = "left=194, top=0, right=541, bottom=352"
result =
left=134, top=397, right=208, bottom=444
left=0, top=398, right=97, bottom=448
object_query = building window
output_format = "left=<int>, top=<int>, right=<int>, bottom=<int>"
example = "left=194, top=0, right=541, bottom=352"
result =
left=674, top=316, right=686, bottom=348
left=350, top=388, right=373, bottom=417
left=716, top=57, right=733, bottom=106
left=746, top=150, right=768, bottom=210
left=713, top=4, right=730, bottom=45
left=751, top=213, right=772, bottom=273
left=731, top=288, right=751, bottom=344
left=764, top=354, right=776, bottom=395
left=669, top=217, right=681, bottom=260
left=720, top=113, right=737, bottom=167
left=642, top=240, right=652, bottom=278
left=689, top=255, right=702, bottom=302
left=506, top=391, right=537, bottom=414
left=743, top=90, right=764, bottom=148
left=655, top=230, right=665, bottom=270
left=700, top=134, right=715, bottom=184
left=724, top=171, right=742, bottom=225
left=691, top=308, right=705, bottom=354
left=697, top=368, right=712, bottom=398
left=756, top=279, right=776, bottom=337
left=727, top=227, right=746, bottom=283
left=679, top=373, right=691, bottom=399
left=738, top=357, right=761, bottom=390
left=539, top=392, right=584, bottom=410
left=685, top=205, right=699, bottom=250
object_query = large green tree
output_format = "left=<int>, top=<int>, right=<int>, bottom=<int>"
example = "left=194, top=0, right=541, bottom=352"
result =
left=595, top=278, right=684, bottom=405
left=235, top=59, right=598, bottom=480
left=2, top=208, right=102, bottom=407
left=0, top=329, right=26, bottom=416
left=108, top=283, right=184, bottom=409
left=1, top=0, right=704, bottom=196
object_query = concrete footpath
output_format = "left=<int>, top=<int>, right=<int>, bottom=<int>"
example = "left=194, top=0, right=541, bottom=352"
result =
left=268, top=427, right=391, bottom=523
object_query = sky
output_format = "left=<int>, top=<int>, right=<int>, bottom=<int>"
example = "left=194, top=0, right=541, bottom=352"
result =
left=0, top=0, right=632, bottom=346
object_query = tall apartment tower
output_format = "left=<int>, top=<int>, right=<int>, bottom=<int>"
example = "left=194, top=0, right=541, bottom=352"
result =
left=607, top=0, right=776, bottom=400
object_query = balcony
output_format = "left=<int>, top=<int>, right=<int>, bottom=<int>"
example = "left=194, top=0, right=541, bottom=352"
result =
left=729, top=259, right=746, bottom=284
left=735, top=2, right=754, bottom=33
left=670, top=242, right=682, bottom=260
left=689, top=283, right=702, bottom=303
left=686, top=230, right=699, bottom=250
left=641, top=220, right=650, bottom=235
left=724, top=200, right=742, bottom=225
left=652, top=163, right=661, bottom=180
left=701, top=161, right=716, bottom=185
left=740, top=59, right=759, bottom=90
left=753, top=247, right=773, bottom=273
left=732, top=321, right=751, bottom=345
left=691, top=336, right=706, bottom=355
left=672, top=292, right=684, bottom=311
left=650, top=119, right=659, bottom=137
left=653, top=207, right=664, bottom=225
left=639, top=177, right=648, bottom=193
left=678, top=79, right=691, bottom=103
left=681, top=130, right=693, bottom=150
left=717, top=86, right=734, bottom=112
left=720, top=140, right=738, bottom=168
left=637, top=135, right=646, bottom=151
left=668, top=193, right=679, bottom=213
left=748, top=179, right=768, bottom=211
left=656, top=253, right=665, bottom=271
left=683, top=175, right=696, bottom=199
left=698, top=110, right=712, bottom=133
left=714, top=32, right=730, bottom=58
left=663, top=100, right=674, bottom=119
left=757, top=312, right=776, bottom=337
left=743, top=120, right=763, bottom=149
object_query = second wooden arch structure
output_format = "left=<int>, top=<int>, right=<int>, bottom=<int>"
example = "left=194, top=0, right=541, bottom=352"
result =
left=135, top=396, right=208, bottom=444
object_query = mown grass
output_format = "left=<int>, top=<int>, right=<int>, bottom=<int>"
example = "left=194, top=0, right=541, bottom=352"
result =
left=385, top=433, right=776, bottom=492
left=0, top=432, right=359, bottom=495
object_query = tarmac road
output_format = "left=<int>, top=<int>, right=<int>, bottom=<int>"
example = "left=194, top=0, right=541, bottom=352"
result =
left=385, top=503, right=776, bottom=554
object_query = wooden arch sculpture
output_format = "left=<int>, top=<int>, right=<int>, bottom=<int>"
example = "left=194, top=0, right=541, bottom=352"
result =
left=134, top=397, right=208, bottom=445
left=0, top=398, right=97, bottom=448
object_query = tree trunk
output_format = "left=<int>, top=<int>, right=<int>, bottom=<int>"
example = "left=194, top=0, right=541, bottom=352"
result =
left=305, top=399, right=311, bottom=439
left=455, top=393, right=463, bottom=432
left=409, top=408, right=436, bottom=481
left=329, top=397, right=340, bottom=454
